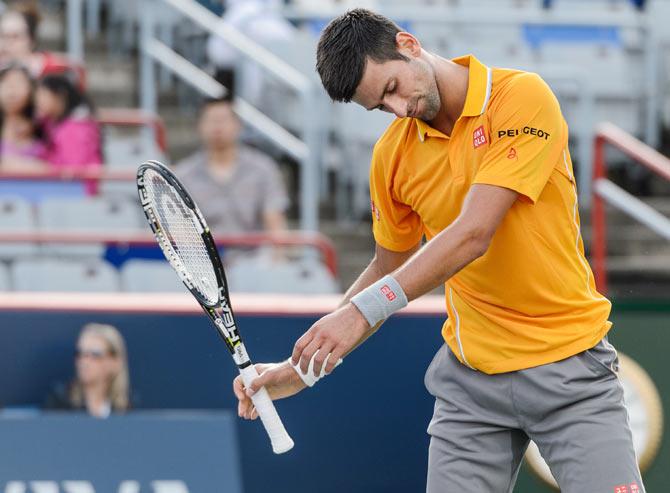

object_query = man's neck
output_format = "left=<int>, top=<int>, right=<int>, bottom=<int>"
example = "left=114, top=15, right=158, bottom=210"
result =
left=426, top=55, right=469, bottom=137
left=206, top=146, right=237, bottom=169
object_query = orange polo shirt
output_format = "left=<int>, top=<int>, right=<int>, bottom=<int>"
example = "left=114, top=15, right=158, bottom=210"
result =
left=369, top=55, right=612, bottom=374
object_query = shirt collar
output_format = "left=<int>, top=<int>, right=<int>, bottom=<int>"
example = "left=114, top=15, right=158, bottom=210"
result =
left=415, top=54, right=492, bottom=142
left=454, top=54, right=492, bottom=118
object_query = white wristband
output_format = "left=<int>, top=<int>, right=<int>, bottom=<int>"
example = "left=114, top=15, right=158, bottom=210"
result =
left=350, top=274, right=408, bottom=328
left=290, top=350, right=342, bottom=387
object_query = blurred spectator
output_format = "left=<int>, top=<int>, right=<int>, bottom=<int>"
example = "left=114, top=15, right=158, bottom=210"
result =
left=35, top=74, right=102, bottom=170
left=175, top=97, right=288, bottom=234
left=44, top=323, right=131, bottom=418
left=0, top=2, right=81, bottom=84
left=206, top=0, right=296, bottom=107
left=0, top=62, right=46, bottom=170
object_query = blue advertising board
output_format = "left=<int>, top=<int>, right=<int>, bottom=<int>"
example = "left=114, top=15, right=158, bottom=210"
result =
left=0, top=412, right=242, bottom=493
left=0, top=300, right=444, bottom=493
left=0, top=295, right=667, bottom=493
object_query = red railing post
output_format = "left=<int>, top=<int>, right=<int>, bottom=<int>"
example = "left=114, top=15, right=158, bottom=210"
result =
left=591, top=134, right=608, bottom=294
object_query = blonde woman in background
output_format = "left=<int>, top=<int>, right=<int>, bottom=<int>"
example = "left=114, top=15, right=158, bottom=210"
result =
left=45, top=323, right=131, bottom=418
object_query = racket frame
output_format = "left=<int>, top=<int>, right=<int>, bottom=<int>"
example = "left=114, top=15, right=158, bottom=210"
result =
left=137, top=160, right=294, bottom=453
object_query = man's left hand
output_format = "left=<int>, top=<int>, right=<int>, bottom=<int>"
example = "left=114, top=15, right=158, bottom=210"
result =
left=291, top=303, right=370, bottom=377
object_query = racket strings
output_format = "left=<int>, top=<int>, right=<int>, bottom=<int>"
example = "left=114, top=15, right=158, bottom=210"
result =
left=143, top=169, right=219, bottom=304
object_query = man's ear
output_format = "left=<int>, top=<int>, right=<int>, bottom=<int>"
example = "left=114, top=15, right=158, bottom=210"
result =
left=395, top=32, right=421, bottom=58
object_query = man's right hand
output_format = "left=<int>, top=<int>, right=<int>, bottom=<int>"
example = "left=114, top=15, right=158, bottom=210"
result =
left=233, top=361, right=307, bottom=420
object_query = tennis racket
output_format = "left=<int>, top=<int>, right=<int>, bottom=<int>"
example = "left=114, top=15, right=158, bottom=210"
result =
left=136, top=159, right=294, bottom=454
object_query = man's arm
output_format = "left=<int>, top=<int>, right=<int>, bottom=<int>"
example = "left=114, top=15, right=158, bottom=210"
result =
left=233, top=242, right=418, bottom=419
left=341, top=242, right=420, bottom=307
left=324, top=242, right=421, bottom=356
left=292, top=183, right=519, bottom=375
left=263, top=210, right=287, bottom=233
left=394, top=184, right=517, bottom=300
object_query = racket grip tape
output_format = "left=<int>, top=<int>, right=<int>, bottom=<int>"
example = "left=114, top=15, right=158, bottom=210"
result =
left=239, top=365, right=295, bottom=454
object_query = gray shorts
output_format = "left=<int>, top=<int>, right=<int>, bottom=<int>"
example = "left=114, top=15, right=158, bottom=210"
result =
left=424, top=339, right=644, bottom=493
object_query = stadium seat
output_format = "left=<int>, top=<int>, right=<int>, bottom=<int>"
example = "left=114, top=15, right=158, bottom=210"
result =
left=97, top=107, right=167, bottom=199
left=11, top=257, right=120, bottom=292
left=120, top=259, right=187, bottom=293
left=0, top=181, right=87, bottom=202
left=36, top=196, right=144, bottom=257
left=98, top=108, right=169, bottom=169
left=0, top=262, right=10, bottom=291
left=104, top=134, right=167, bottom=168
left=102, top=132, right=168, bottom=198
left=226, top=253, right=339, bottom=294
left=0, top=196, right=38, bottom=261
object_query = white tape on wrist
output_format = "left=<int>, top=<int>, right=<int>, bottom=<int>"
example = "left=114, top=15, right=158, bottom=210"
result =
left=350, top=274, right=408, bottom=328
left=290, top=350, right=342, bottom=387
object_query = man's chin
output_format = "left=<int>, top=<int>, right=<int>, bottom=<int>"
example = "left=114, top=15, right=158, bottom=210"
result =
left=418, top=111, right=439, bottom=123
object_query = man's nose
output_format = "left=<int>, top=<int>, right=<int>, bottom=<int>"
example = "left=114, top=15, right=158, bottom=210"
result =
left=383, top=95, right=407, bottom=118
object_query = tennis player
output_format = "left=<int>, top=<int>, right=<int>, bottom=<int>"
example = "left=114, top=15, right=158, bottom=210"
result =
left=233, top=9, right=644, bottom=492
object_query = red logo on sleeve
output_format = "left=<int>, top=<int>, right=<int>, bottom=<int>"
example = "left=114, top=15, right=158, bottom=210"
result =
left=473, top=125, right=487, bottom=148
left=380, top=285, right=396, bottom=301
left=614, top=486, right=628, bottom=493
left=370, top=200, right=380, bottom=221
left=630, top=483, right=640, bottom=493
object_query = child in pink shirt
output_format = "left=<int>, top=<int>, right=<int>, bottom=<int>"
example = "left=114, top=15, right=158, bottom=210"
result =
left=35, top=74, right=102, bottom=193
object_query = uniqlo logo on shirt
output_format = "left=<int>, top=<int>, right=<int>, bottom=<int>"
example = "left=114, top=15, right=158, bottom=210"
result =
left=380, top=285, right=396, bottom=301
left=473, top=125, right=487, bottom=148
left=370, top=199, right=380, bottom=221
left=614, top=485, right=628, bottom=493
left=630, top=483, right=640, bottom=493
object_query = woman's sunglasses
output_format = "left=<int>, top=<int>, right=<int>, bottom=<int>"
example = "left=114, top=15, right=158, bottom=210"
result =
left=75, top=348, right=110, bottom=360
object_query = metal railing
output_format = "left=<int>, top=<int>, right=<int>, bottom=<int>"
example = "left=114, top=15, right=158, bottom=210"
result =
left=138, top=0, right=320, bottom=232
left=591, top=122, right=670, bottom=294
left=0, top=231, right=339, bottom=277
left=66, top=0, right=84, bottom=62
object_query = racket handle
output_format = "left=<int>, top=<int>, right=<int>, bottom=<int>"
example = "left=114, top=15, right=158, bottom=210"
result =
left=239, top=365, right=295, bottom=454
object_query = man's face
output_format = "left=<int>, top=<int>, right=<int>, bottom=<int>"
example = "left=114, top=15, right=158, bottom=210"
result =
left=198, top=101, right=240, bottom=150
left=352, top=55, right=441, bottom=122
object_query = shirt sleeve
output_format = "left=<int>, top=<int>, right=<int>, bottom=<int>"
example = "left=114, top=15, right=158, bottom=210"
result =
left=48, top=119, right=102, bottom=167
left=259, top=155, right=289, bottom=214
left=369, top=142, right=423, bottom=252
left=473, top=72, right=566, bottom=204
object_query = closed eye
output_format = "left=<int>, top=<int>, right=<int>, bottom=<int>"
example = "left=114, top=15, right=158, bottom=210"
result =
left=367, top=79, right=396, bottom=112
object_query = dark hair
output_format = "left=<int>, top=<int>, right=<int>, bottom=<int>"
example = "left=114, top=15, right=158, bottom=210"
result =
left=0, top=63, right=42, bottom=141
left=37, top=73, right=93, bottom=121
left=213, top=67, right=235, bottom=102
left=202, top=96, right=234, bottom=110
left=316, top=8, right=408, bottom=103
left=200, top=68, right=236, bottom=113
left=10, top=1, right=41, bottom=44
